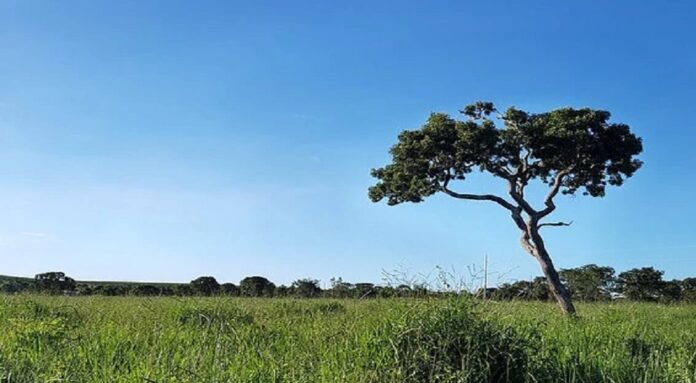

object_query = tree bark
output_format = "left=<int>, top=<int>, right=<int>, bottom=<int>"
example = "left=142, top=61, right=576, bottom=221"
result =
left=531, top=245, right=576, bottom=316
left=523, top=224, right=576, bottom=316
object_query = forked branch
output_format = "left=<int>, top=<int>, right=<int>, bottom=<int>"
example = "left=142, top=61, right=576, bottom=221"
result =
left=538, top=168, right=573, bottom=218
left=441, top=176, right=517, bottom=212
left=507, top=178, right=538, bottom=216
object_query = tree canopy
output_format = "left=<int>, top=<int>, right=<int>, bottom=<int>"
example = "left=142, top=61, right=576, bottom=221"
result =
left=240, top=276, right=276, bottom=297
left=292, top=278, right=321, bottom=298
left=34, top=272, right=76, bottom=294
left=370, top=102, right=642, bottom=205
left=615, top=267, right=665, bottom=301
left=560, top=264, right=615, bottom=301
left=190, top=276, right=220, bottom=296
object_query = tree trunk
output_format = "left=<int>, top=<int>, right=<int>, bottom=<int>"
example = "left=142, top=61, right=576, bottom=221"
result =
left=532, top=247, right=576, bottom=316
left=524, top=225, right=576, bottom=316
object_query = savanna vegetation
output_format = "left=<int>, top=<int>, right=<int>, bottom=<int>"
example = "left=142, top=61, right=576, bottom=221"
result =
left=2, top=265, right=696, bottom=381
left=1, top=295, right=695, bottom=382
left=4, top=263, right=696, bottom=303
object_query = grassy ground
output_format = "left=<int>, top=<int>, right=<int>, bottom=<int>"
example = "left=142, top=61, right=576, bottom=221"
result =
left=1, top=296, right=695, bottom=382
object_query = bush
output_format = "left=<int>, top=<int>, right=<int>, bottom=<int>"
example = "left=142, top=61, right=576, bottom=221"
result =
left=371, top=299, right=532, bottom=382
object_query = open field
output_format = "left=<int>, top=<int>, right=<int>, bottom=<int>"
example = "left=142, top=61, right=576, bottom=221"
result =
left=1, top=296, right=695, bottom=382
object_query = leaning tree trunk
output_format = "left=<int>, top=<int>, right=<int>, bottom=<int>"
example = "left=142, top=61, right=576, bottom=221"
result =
left=524, top=224, right=576, bottom=316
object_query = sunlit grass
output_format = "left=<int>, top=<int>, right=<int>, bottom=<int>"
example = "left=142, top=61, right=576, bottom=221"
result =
left=0, top=296, right=694, bottom=382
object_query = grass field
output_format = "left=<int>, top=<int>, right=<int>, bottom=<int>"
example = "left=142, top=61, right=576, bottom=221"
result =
left=1, top=295, right=695, bottom=382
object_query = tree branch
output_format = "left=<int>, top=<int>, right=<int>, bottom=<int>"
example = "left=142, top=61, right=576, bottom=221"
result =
left=507, top=178, right=538, bottom=216
left=538, top=168, right=573, bottom=218
left=538, top=220, right=573, bottom=229
left=441, top=177, right=517, bottom=212
left=511, top=210, right=530, bottom=234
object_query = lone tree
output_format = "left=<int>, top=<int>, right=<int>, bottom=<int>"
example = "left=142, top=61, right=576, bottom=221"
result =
left=34, top=271, right=76, bottom=294
left=190, top=276, right=221, bottom=296
left=239, top=276, right=276, bottom=297
left=369, top=102, right=643, bottom=315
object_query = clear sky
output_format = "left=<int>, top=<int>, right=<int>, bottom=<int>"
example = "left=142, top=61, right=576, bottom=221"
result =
left=1, top=1, right=695, bottom=287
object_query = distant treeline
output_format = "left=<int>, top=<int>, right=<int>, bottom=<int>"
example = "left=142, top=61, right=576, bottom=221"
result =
left=2, top=265, right=696, bottom=302
left=0, top=273, right=429, bottom=299
left=489, top=265, right=695, bottom=303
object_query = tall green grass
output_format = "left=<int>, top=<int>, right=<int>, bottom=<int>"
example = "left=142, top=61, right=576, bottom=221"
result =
left=0, top=295, right=694, bottom=382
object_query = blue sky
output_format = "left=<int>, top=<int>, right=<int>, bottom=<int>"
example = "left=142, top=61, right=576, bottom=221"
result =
left=1, top=1, right=695, bottom=286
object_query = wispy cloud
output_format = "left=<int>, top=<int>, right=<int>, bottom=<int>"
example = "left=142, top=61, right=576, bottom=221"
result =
left=19, top=231, right=50, bottom=238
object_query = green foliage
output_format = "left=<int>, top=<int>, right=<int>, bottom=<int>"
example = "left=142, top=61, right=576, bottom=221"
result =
left=560, top=264, right=615, bottom=301
left=660, top=280, right=683, bottom=303
left=369, top=102, right=643, bottom=204
left=93, top=284, right=128, bottom=296
left=0, top=279, right=30, bottom=294
left=189, top=276, right=220, bottom=296
left=682, top=278, right=696, bottom=302
left=220, top=283, right=240, bottom=296
left=130, top=284, right=160, bottom=296
left=615, top=267, right=665, bottom=301
left=492, top=277, right=550, bottom=301
left=175, top=284, right=194, bottom=296
left=239, top=276, right=276, bottom=297
left=327, top=277, right=353, bottom=298
left=354, top=282, right=376, bottom=298
left=371, top=299, right=532, bottom=382
left=291, top=278, right=321, bottom=298
left=34, top=272, right=76, bottom=294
